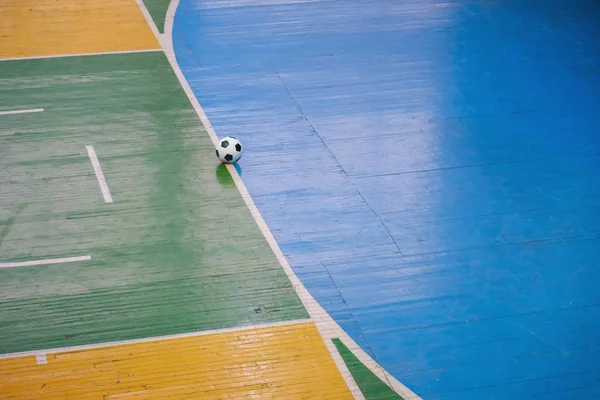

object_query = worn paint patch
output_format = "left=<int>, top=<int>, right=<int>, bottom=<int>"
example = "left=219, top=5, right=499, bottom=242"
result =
left=0, top=203, right=27, bottom=249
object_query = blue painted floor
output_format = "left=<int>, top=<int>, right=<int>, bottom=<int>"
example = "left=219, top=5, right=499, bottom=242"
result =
left=173, top=0, right=600, bottom=398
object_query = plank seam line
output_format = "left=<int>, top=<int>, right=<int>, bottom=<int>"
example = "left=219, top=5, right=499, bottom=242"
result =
left=140, top=1, right=420, bottom=399
left=0, top=319, right=313, bottom=360
left=0, top=49, right=162, bottom=62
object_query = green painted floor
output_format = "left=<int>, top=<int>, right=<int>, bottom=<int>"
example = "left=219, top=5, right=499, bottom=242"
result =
left=142, top=0, right=171, bottom=33
left=333, top=339, right=404, bottom=400
left=0, top=52, right=307, bottom=354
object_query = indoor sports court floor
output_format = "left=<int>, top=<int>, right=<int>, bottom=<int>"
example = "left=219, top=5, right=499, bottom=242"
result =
left=1, top=0, right=599, bottom=399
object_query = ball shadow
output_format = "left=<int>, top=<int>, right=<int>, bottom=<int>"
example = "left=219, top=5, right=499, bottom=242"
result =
left=215, top=162, right=243, bottom=187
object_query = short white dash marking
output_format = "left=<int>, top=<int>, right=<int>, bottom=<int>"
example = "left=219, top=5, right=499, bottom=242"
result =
left=0, top=256, right=91, bottom=269
left=86, top=145, right=113, bottom=203
left=0, top=108, right=44, bottom=116
left=35, top=354, right=47, bottom=365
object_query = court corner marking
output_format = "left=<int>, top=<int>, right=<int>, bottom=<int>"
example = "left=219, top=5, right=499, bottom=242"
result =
left=136, top=1, right=421, bottom=399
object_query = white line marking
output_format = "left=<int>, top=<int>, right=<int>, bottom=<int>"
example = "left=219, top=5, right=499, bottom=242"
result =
left=0, top=319, right=312, bottom=360
left=35, top=354, right=47, bottom=365
left=164, top=0, right=179, bottom=39
left=135, top=0, right=161, bottom=39
left=86, top=145, right=113, bottom=203
left=0, top=108, right=44, bottom=116
left=0, top=255, right=91, bottom=269
left=0, top=49, right=162, bottom=62
left=140, top=2, right=421, bottom=399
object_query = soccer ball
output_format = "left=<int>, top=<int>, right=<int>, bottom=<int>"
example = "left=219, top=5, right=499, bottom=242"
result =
left=216, top=136, right=242, bottom=164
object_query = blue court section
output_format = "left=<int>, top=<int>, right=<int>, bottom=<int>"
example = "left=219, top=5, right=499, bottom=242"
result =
left=173, top=1, right=600, bottom=398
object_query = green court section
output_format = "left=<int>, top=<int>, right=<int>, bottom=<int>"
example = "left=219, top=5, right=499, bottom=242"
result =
left=0, top=52, right=308, bottom=354
left=333, top=339, right=404, bottom=400
left=142, top=0, right=171, bottom=33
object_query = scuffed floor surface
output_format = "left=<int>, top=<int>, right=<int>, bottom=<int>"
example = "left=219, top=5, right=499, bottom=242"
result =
left=172, top=0, right=600, bottom=398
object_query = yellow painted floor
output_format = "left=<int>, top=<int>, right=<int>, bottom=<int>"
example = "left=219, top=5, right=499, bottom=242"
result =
left=0, top=323, right=353, bottom=399
left=0, top=0, right=159, bottom=59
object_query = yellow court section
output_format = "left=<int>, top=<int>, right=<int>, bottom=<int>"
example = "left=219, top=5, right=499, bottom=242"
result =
left=0, top=323, right=353, bottom=399
left=0, top=0, right=159, bottom=59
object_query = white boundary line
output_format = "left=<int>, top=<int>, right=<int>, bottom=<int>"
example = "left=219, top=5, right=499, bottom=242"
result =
left=135, top=0, right=161, bottom=38
left=0, top=319, right=312, bottom=363
left=86, top=145, right=114, bottom=203
left=0, top=255, right=91, bottom=269
left=0, top=108, right=44, bottom=116
left=0, top=49, right=162, bottom=62
left=152, top=2, right=421, bottom=399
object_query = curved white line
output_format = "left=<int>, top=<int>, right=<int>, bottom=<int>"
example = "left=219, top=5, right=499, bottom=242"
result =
left=143, top=1, right=421, bottom=399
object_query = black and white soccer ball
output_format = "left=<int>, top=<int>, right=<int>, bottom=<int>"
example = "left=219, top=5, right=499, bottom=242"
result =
left=216, top=136, right=242, bottom=164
